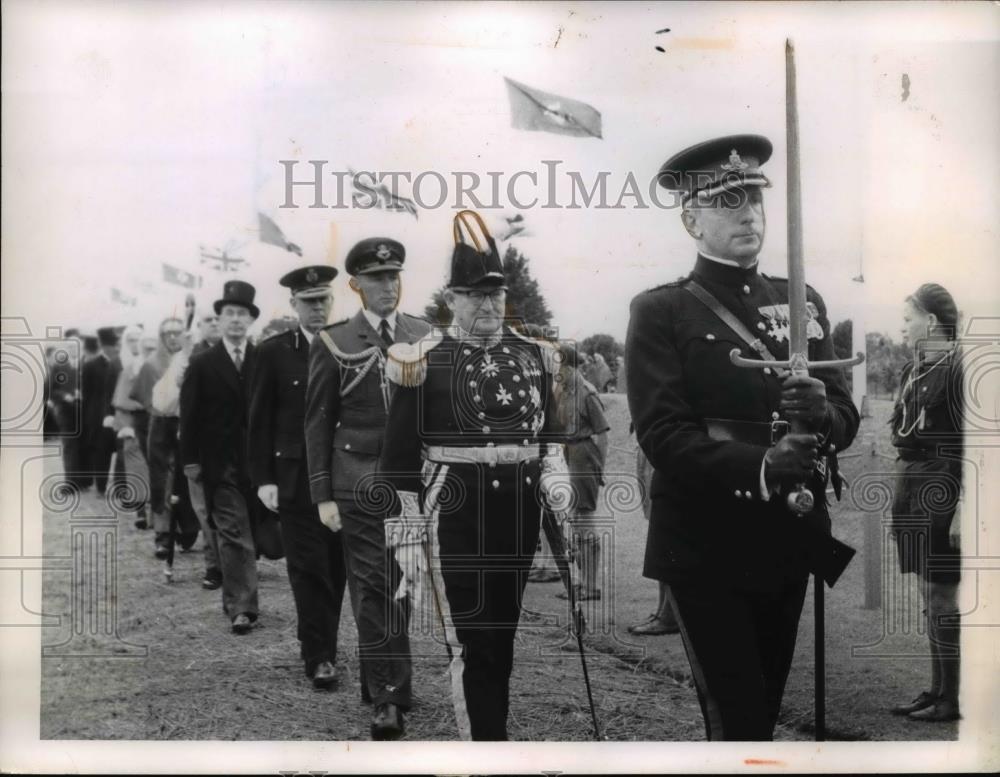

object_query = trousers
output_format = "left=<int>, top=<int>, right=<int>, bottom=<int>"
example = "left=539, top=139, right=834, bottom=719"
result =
left=211, top=465, right=259, bottom=619
left=429, top=460, right=542, bottom=741
left=340, top=498, right=412, bottom=708
left=667, top=575, right=809, bottom=741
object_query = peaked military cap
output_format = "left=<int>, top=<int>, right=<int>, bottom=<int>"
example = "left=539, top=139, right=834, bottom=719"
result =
left=657, top=134, right=773, bottom=203
left=344, top=238, right=405, bottom=276
left=214, top=279, right=260, bottom=318
left=279, top=265, right=338, bottom=299
left=448, top=210, right=505, bottom=289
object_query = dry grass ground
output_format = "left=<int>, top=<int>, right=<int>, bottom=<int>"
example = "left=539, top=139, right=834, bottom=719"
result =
left=40, top=398, right=955, bottom=742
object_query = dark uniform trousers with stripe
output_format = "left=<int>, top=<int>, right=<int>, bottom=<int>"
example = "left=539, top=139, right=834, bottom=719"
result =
left=428, top=460, right=543, bottom=741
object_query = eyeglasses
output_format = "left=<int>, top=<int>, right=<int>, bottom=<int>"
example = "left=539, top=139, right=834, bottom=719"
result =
left=456, top=288, right=506, bottom=303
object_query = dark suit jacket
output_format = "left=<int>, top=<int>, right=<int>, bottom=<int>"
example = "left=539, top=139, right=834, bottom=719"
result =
left=81, top=353, right=115, bottom=447
left=625, top=255, right=860, bottom=591
left=179, top=339, right=256, bottom=486
left=305, top=310, right=431, bottom=504
left=247, top=327, right=313, bottom=510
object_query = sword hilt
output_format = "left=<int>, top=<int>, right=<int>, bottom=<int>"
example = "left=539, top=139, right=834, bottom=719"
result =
left=729, top=349, right=865, bottom=372
left=727, top=349, right=864, bottom=515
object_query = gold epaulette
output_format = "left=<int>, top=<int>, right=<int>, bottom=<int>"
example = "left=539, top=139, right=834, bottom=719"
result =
left=386, top=329, right=444, bottom=387
left=509, top=328, right=562, bottom=375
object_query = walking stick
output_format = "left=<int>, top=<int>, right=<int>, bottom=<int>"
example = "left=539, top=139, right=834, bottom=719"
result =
left=727, top=40, right=865, bottom=742
left=540, top=508, right=602, bottom=741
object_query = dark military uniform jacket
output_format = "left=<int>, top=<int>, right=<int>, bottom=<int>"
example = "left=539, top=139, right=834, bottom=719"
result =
left=248, top=327, right=314, bottom=511
left=305, top=310, right=432, bottom=504
left=625, top=255, right=860, bottom=590
left=378, top=326, right=563, bottom=497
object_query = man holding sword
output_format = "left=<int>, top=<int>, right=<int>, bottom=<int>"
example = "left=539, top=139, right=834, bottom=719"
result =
left=626, top=134, right=859, bottom=740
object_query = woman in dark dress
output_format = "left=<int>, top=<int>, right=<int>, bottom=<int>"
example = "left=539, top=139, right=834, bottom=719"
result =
left=889, top=283, right=964, bottom=722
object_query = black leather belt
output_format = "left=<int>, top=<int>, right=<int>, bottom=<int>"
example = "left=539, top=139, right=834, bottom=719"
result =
left=705, top=417, right=790, bottom=446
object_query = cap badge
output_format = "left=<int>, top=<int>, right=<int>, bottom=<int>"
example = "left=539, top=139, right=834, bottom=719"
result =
left=376, top=244, right=392, bottom=261
left=721, top=149, right=749, bottom=172
left=305, top=268, right=319, bottom=283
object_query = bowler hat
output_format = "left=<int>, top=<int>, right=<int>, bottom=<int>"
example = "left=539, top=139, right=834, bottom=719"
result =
left=213, top=280, right=260, bottom=318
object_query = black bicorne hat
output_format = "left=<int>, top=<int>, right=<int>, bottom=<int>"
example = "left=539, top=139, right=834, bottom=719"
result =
left=448, top=210, right=505, bottom=289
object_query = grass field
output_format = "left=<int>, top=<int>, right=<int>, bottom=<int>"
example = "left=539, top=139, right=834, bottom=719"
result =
left=39, top=398, right=957, bottom=742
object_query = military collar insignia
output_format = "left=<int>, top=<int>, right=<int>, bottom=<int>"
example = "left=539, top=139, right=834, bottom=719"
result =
left=376, top=244, right=392, bottom=260
left=721, top=149, right=749, bottom=171
left=757, top=302, right=824, bottom=343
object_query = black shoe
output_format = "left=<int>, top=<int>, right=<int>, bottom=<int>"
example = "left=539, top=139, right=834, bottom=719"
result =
left=371, top=703, right=404, bottom=741
left=311, top=661, right=338, bottom=690
left=134, top=518, right=148, bottom=530
left=891, top=691, right=937, bottom=716
left=154, top=544, right=169, bottom=560
left=908, top=698, right=960, bottom=722
left=231, top=613, right=254, bottom=635
left=628, top=613, right=680, bottom=636
left=201, top=572, right=222, bottom=590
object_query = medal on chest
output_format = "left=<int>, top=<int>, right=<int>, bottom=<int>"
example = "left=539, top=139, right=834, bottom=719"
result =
left=757, top=301, right=823, bottom=343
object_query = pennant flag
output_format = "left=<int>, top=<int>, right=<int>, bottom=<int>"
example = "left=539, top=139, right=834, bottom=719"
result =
left=162, top=262, right=201, bottom=289
left=110, top=287, right=137, bottom=307
left=376, top=181, right=419, bottom=219
left=496, top=213, right=530, bottom=242
left=504, top=77, right=602, bottom=139
left=258, top=212, right=303, bottom=256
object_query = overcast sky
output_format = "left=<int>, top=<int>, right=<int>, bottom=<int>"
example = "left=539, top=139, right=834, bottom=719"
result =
left=3, top=1, right=997, bottom=346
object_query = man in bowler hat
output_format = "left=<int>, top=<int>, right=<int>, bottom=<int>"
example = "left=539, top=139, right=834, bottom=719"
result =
left=180, top=280, right=261, bottom=634
left=304, top=238, right=431, bottom=738
left=249, top=264, right=347, bottom=689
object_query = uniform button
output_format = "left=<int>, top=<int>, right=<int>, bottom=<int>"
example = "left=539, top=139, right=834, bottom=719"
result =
left=705, top=333, right=716, bottom=341
left=464, top=349, right=471, bottom=356
left=482, top=426, right=491, bottom=433
left=921, top=386, right=928, bottom=392
left=336, top=421, right=341, bottom=428
left=469, top=381, right=476, bottom=387
left=525, top=476, right=532, bottom=485
left=275, top=451, right=282, bottom=457
left=772, top=411, right=780, bottom=420
left=744, top=490, right=752, bottom=499
left=466, top=365, right=473, bottom=372
left=293, top=379, right=300, bottom=386
left=522, top=439, right=529, bottom=445
left=344, top=444, right=351, bottom=450
left=763, top=367, right=772, bottom=375
left=521, top=422, right=529, bottom=429
left=473, top=395, right=482, bottom=403
left=502, top=347, right=510, bottom=354
left=512, top=375, right=521, bottom=382
left=478, top=411, right=486, bottom=419
left=486, top=442, right=495, bottom=448
left=734, top=489, right=742, bottom=498
left=518, top=390, right=526, bottom=398
left=742, top=284, right=751, bottom=295
left=492, top=480, right=500, bottom=489
left=757, top=322, right=766, bottom=331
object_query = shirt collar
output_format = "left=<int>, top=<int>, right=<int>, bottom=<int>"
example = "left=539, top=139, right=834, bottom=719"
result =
left=362, top=308, right=398, bottom=335
left=694, top=253, right=760, bottom=287
left=299, top=326, right=315, bottom=345
left=222, top=338, right=245, bottom=361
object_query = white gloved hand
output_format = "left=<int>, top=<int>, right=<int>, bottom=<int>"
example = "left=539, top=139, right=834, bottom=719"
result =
left=385, top=491, right=428, bottom=603
left=102, top=415, right=115, bottom=429
left=539, top=449, right=574, bottom=514
left=257, top=484, right=279, bottom=513
left=116, top=426, right=135, bottom=440
left=317, top=500, right=342, bottom=532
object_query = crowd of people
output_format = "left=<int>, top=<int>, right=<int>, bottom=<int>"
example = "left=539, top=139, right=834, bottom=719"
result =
left=41, top=132, right=964, bottom=742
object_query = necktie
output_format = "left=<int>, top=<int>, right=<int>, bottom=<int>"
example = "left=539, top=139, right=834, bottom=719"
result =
left=378, top=319, right=393, bottom=348
left=233, top=346, right=243, bottom=373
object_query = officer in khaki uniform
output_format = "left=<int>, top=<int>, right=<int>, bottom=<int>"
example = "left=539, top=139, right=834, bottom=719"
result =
left=626, top=135, right=859, bottom=741
left=248, top=265, right=346, bottom=689
left=304, top=238, right=431, bottom=740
